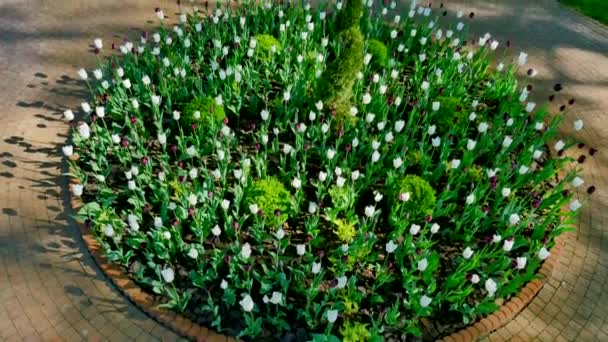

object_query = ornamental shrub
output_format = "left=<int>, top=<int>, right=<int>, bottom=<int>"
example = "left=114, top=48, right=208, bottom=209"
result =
left=432, top=96, right=464, bottom=129
left=319, top=26, right=364, bottom=120
left=332, top=218, right=357, bottom=243
left=367, top=39, right=388, bottom=70
left=182, top=96, right=225, bottom=127
left=335, top=0, right=363, bottom=32
left=319, top=0, right=364, bottom=122
left=246, top=178, right=293, bottom=228
left=255, top=34, right=281, bottom=61
left=340, top=321, right=370, bottom=342
left=391, top=175, right=437, bottom=218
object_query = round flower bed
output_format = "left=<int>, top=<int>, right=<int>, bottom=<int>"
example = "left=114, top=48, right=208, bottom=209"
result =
left=65, top=1, right=590, bottom=340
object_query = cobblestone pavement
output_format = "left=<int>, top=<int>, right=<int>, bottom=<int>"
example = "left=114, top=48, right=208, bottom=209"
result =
left=444, top=0, right=608, bottom=341
left=0, top=0, right=606, bottom=341
left=0, top=1, right=184, bottom=340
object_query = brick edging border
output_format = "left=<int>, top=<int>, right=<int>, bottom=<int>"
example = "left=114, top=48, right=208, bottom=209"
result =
left=67, top=174, right=237, bottom=342
left=67, top=168, right=563, bottom=342
left=439, top=236, right=564, bottom=342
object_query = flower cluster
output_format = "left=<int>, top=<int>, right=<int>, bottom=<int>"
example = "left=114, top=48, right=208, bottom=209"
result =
left=66, top=1, right=590, bottom=340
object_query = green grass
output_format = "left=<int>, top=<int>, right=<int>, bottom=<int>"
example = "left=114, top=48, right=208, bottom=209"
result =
left=561, top=0, right=608, bottom=25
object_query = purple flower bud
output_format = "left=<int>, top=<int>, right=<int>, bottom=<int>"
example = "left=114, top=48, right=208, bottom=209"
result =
left=142, top=157, right=149, bottom=165
left=274, top=209, right=281, bottom=217
left=188, top=207, right=195, bottom=217
left=483, top=205, right=490, bottom=214
left=191, top=124, right=198, bottom=130
left=178, top=175, right=185, bottom=183
left=562, top=189, right=570, bottom=197
left=345, top=144, right=352, bottom=153
left=246, top=264, right=253, bottom=272
left=254, top=143, right=261, bottom=152
left=233, top=222, right=239, bottom=230
left=557, top=149, right=565, bottom=157
left=111, top=43, right=116, bottom=50
left=426, top=215, right=433, bottom=222
left=304, top=142, right=311, bottom=151
left=94, top=48, right=100, bottom=54
left=173, top=219, right=179, bottom=227
left=90, top=114, right=97, bottom=123
left=170, top=144, right=178, bottom=153
left=223, top=117, right=229, bottom=125
left=318, top=250, right=325, bottom=259
left=121, top=138, right=129, bottom=147
left=224, top=255, right=232, bottom=264
left=532, top=199, right=541, bottom=208
left=130, top=116, right=137, bottom=124
left=207, top=191, right=213, bottom=199
left=84, top=219, right=92, bottom=228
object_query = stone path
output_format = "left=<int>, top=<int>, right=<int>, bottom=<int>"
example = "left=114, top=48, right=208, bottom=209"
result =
left=443, top=0, right=608, bottom=341
left=0, top=1, right=184, bottom=340
left=0, top=0, right=606, bottom=341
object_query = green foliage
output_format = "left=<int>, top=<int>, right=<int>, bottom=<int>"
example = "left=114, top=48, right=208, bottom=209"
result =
left=340, top=321, right=370, bottom=342
left=246, top=178, right=293, bottom=228
left=407, top=149, right=423, bottom=167
left=332, top=218, right=357, bottom=243
left=392, top=175, right=437, bottom=218
left=469, top=165, right=484, bottom=183
left=182, top=96, right=225, bottom=127
left=335, top=0, right=363, bottom=32
left=367, top=39, right=388, bottom=70
left=432, top=96, right=464, bottom=129
left=255, top=34, right=281, bottom=61
left=319, top=26, right=364, bottom=121
left=561, top=0, right=608, bottom=25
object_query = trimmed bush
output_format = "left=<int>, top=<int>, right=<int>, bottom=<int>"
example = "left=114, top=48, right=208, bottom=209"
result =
left=391, top=175, right=437, bottom=219
left=182, top=96, right=226, bottom=127
left=255, top=34, right=281, bottom=61
left=246, top=178, right=293, bottom=228
left=367, top=38, right=388, bottom=70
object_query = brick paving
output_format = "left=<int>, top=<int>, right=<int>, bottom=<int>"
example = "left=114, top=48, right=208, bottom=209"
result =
left=0, top=1, right=185, bottom=341
left=0, top=0, right=606, bottom=341
left=442, top=0, right=608, bottom=341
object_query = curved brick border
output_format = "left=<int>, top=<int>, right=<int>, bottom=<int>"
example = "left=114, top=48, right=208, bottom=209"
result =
left=67, top=159, right=563, bottom=342
left=440, top=237, right=564, bottom=342
left=66, top=168, right=237, bottom=342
